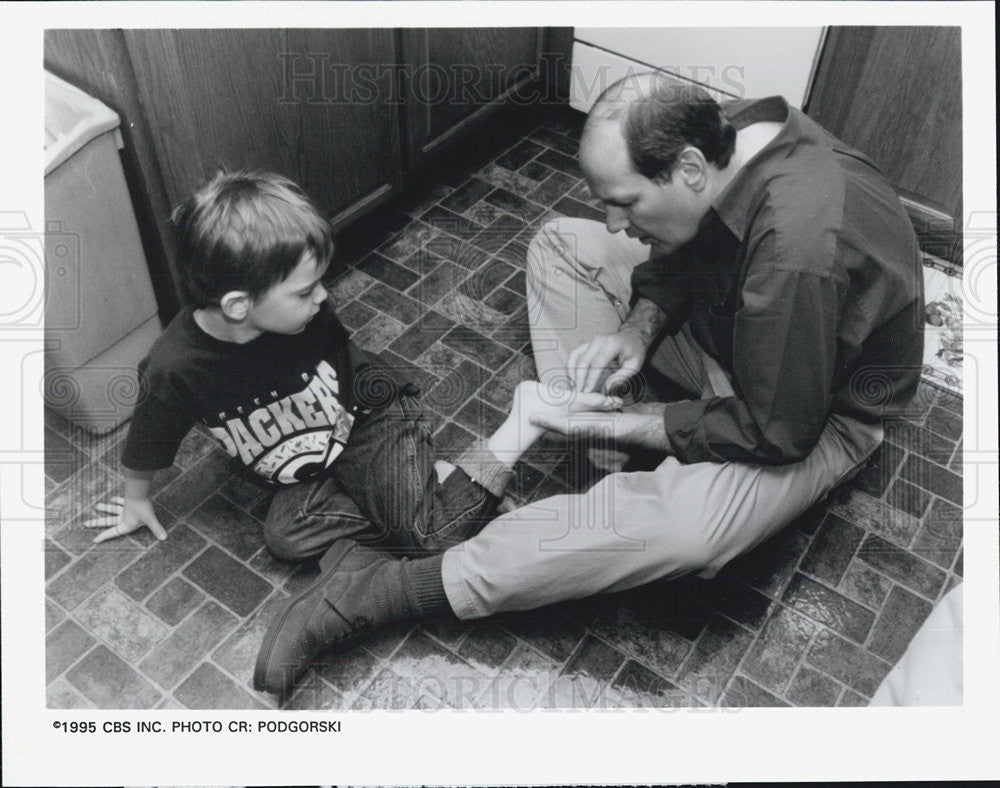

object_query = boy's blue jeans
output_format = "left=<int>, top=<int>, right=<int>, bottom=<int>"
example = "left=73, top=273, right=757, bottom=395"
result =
left=263, top=393, right=511, bottom=561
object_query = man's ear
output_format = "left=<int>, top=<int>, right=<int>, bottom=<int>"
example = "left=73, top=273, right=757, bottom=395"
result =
left=676, top=147, right=709, bottom=190
left=219, top=290, right=251, bottom=321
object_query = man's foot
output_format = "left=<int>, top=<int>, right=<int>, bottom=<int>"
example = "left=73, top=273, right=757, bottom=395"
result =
left=254, top=540, right=398, bottom=695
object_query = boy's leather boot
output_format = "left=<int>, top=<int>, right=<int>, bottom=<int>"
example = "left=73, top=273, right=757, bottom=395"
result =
left=253, top=539, right=445, bottom=695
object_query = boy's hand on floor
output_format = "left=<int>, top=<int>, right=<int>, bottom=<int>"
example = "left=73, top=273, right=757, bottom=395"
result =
left=83, top=495, right=168, bottom=543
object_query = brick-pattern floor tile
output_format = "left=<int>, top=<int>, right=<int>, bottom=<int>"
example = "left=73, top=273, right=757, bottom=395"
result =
left=676, top=619, right=755, bottom=703
left=562, top=634, right=628, bottom=684
left=441, top=178, right=495, bottom=213
left=829, top=487, right=920, bottom=548
left=210, top=591, right=288, bottom=688
left=722, top=526, right=810, bottom=598
left=477, top=164, right=540, bottom=199
left=484, top=187, right=545, bottom=222
left=885, top=421, right=955, bottom=465
left=359, top=281, right=425, bottom=325
left=145, top=577, right=205, bottom=626
left=721, top=675, right=789, bottom=707
left=388, top=311, right=455, bottom=359
left=356, top=251, right=421, bottom=291
left=282, top=671, right=346, bottom=710
left=390, top=630, right=491, bottom=708
left=351, top=667, right=419, bottom=710
left=867, top=585, right=934, bottom=663
left=442, top=324, right=515, bottom=370
left=407, top=259, right=464, bottom=306
left=47, top=676, right=95, bottom=709
left=154, top=452, right=233, bottom=519
left=850, top=440, right=905, bottom=497
left=351, top=312, right=407, bottom=353
left=798, top=513, right=865, bottom=586
left=551, top=195, right=605, bottom=223
left=786, top=665, right=842, bottom=706
left=67, top=646, right=162, bottom=708
left=782, top=573, right=876, bottom=643
left=838, top=688, right=870, bottom=706
left=453, top=396, right=508, bottom=438
left=924, top=403, right=962, bottom=440
left=46, top=600, right=66, bottom=633
left=499, top=616, right=586, bottom=663
left=173, top=662, right=266, bottom=709
left=424, top=359, right=488, bottom=417
left=46, top=620, right=96, bottom=683
left=73, top=585, right=170, bottom=663
left=536, top=148, right=583, bottom=178
left=806, top=629, right=890, bottom=697
left=457, top=624, right=519, bottom=672
left=519, top=159, right=552, bottom=183
left=329, top=268, right=375, bottom=303
left=857, top=534, right=947, bottom=600
left=139, top=601, right=238, bottom=690
left=477, top=644, right=558, bottom=709
left=46, top=540, right=144, bottom=610
left=741, top=604, right=816, bottom=694
left=689, top=576, right=773, bottom=629
left=886, top=478, right=932, bottom=519
left=609, top=659, right=694, bottom=708
left=45, top=539, right=71, bottom=579
left=898, top=454, right=962, bottom=506
left=336, top=299, right=376, bottom=330
left=588, top=614, right=691, bottom=679
left=115, top=524, right=206, bottom=602
left=313, top=645, right=381, bottom=696
left=839, top=560, right=893, bottom=611
left=496, top=138, right=546, bottom=170
left=911, top=498, right=963, bottom=568
left=527, top=170, right=578, bottom=206
left=186, top=494, right=265, bottom=560
left=217, top=473, right=269, bottom=512
left=183, top=547, right=274, bottom=617
left=45, top=426, right=89, bottom=485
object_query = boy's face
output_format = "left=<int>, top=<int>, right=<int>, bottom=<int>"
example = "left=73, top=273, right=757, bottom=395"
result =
left=246, top=251, right=330, bottom=336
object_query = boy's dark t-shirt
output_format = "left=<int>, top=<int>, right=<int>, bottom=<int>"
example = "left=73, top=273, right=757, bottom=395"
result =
left=122, top=302, right=410, bottom=485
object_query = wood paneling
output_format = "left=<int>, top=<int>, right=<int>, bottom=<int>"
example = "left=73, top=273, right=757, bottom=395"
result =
left=807, top=27, right=962, bottom=221
left=401, top=28, right=543, bottom=164
left=123, top=29, right=402, bottom=218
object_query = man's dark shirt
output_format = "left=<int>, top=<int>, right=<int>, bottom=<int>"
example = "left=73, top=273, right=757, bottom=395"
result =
left=631, top=96, right=924, bottom=465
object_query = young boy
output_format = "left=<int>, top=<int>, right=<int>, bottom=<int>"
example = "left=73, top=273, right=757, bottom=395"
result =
left=86, top=171, right=621, bottom=694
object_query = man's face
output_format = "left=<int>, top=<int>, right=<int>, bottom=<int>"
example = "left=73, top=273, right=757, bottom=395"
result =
left=245, top=251, right=330, bottom=336
left=580, top=119, right=705, bottom=257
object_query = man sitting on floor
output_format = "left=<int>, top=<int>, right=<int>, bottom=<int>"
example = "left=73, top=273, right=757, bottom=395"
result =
left=255, top=72, right=924, bottom=696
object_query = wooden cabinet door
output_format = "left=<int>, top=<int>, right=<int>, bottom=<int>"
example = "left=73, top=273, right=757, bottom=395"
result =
left=122, top=29, right=402, bottom=224
left=806, top=27, right=962, bottom=258
left=400, top=28, right=543, bottom=165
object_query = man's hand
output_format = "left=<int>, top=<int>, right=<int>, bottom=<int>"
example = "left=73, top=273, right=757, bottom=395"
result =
left=566, top=329, right=648, bottom=395
left=565, top=298, right=668, bottom=394
left=83, top=495, right=167, bottom=544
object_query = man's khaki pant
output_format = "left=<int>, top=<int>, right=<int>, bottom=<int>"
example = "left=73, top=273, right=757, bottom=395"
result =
left=441, top=219, right=882, bottom=619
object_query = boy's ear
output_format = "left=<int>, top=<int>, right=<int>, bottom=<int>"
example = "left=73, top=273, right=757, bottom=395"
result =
left=219, top=290, right=251, bottom=320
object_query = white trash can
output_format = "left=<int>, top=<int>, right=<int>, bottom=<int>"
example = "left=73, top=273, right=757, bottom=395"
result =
left=44, top=70, right=162, bottom=434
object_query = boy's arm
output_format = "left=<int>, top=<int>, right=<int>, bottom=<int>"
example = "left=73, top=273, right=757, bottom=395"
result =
left=83, top=468, right=168, bottom=543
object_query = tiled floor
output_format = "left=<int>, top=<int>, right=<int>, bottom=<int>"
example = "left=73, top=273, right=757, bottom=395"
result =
left=44, top=105, right=964, bottom=710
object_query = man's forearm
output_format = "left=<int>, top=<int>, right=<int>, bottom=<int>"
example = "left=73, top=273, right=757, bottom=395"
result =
left=619, top=298, right=668, bottom=348
left=612, top=412, right=672, bottom=452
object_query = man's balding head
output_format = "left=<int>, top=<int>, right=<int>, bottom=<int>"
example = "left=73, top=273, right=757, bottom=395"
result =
left=582, top=72, right=737, bottom=182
